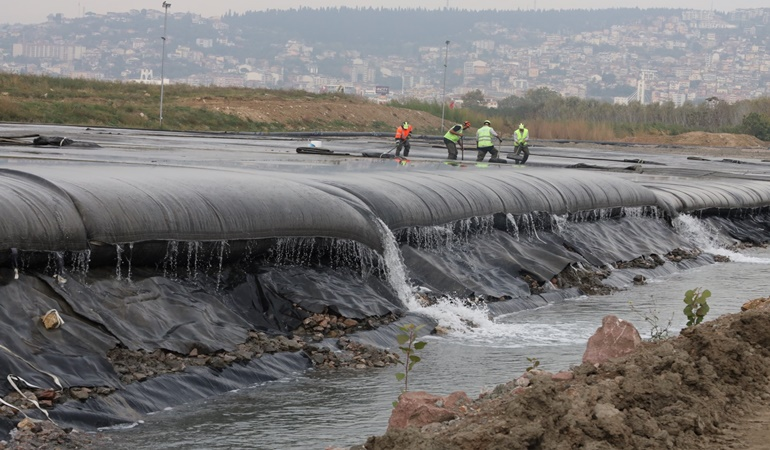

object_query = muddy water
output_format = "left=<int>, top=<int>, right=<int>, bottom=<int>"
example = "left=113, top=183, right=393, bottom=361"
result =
left=106, top=247, right=770, bottom=450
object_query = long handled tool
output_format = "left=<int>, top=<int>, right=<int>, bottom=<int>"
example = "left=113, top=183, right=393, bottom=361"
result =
left=460, top=136, right=464, bottom=161
left=379, top=142, right=399, bottom=158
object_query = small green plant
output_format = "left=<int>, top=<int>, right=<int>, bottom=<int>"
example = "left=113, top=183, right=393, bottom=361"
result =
left=629, top=299, right=674, bottom=341
left=393, top=323, right=427, bottom=407
left=683, top=288, right=711, bottom=326
left=525, top=357, right=540, bottom=372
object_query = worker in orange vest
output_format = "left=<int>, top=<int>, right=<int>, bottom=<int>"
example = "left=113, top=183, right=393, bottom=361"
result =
left=395, top=121, right=413, bottom=157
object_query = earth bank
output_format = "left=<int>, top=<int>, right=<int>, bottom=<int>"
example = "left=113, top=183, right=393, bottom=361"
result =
left=361, top=298, right=770, bottom=450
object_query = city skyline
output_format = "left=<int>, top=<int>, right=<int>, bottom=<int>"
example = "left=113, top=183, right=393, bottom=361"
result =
left=2, top=0, right=766, bottom=25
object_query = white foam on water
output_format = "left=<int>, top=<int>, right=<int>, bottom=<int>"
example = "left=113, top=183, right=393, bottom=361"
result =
left=673, top=214, right=770, bottom=264
left=406, top=294, right=593, bottom=348
left=376, top=218, right=600, bottom=347
left=98, top=421, right=142, bottom=431
left=376, top=213, right=770, bottom=350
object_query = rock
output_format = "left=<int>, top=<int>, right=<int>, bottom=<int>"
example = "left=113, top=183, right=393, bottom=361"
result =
left=741, top=297, right=770, bottom=311
left=17, top=418, right=37, bottom=430
left=433, top=326, right=451, bottom=335
left=41, top=309, right=65, bottom=329
left=69, top=387, right=91, bottom=401
left=582, top=315, right=642, bottom=365
left=34, top=389, right=56, bottom=401
left=388, top=391, right=461, bottom=430
left=593, top=402, right=622, bottom=420
left=443, top=391, right=471, bottom=409
left=552, top=371, right=574, bottom=381
left=133, top=372, right=148, bottom=381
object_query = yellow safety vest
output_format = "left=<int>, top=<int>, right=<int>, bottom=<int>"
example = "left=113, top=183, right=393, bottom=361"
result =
left=477, top=126, right=493, bottom=148
left=444, top=125, right=463, bottom=143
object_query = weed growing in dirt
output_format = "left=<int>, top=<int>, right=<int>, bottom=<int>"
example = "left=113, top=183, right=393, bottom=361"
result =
left=393, top=323, right=427, bottom=407
left=683, top=288, right=711, bottom=326
left=526, top=357, right=541, bottom=372
left=628, top=299, right=674, bottom=341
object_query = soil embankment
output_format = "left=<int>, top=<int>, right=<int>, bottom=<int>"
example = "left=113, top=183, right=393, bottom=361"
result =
left=363, top=299, right=770, bottom=450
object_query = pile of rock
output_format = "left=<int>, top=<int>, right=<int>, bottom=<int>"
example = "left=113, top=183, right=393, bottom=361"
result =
left=1, top=418, right=104, bottom=450
left=305, top=337, right=398, bottom=370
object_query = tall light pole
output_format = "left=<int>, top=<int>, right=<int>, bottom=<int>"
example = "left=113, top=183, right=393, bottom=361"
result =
left=440, top=40, right=450, bottom=131
left=159, top=1, right=171, bottom=128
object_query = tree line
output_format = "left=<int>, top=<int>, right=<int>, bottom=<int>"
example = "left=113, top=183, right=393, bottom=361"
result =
left=449, top=88, right=770, bottom=140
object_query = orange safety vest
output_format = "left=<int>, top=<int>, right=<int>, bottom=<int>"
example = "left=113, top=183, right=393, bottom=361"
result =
left=395, top=125, right=413, bottom=140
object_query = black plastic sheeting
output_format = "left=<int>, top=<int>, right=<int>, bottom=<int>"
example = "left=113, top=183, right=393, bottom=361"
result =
left=0, top=166, right=659, bottom=253
left=5, top=164, right=770, bottom=257
left=4, top=147, right=770, bottom=437
left=43, top=352, right=311, bottom=431
left=557, top=215, right=689, bottom=267
left=645, top=178, right=770, bottom=215
left=0, top=169, right=88, bottom=251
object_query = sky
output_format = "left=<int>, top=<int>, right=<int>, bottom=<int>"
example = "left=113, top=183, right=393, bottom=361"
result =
left=3, top=0, right=766, bottom=25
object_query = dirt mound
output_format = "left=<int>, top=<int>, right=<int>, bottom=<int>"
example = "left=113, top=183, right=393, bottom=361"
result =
left=364, top=301, right=770, bottom=450
left=622, top=131, right=766, bottom=148
left=180, top=96, right=445, bottom=133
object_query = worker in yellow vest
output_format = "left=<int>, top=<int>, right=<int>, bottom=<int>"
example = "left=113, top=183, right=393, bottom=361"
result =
left=443, top=121, right=471, bottom=160
left=513, top=123, right=530, bottom=164
left=475, top=120, right=502, bottom=162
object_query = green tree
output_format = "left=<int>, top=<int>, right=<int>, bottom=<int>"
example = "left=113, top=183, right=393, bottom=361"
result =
left=683, top=288, right=711, bottom=327
left=741, top=112, right=770, bottom=141
left=461, top=89, right=486, bottom=109
left=393, top=323, right=427, bottom=407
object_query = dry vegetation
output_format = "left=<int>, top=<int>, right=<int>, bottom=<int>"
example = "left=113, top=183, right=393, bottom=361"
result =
left=2, top=73, right=769, bottom=146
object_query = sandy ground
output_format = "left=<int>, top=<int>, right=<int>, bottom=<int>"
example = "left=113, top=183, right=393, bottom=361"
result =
left=554, top=131, right=770, bottom=160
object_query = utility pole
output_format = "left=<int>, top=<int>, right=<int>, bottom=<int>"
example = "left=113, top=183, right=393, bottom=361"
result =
left=440, top=40, right=450, bottom=131
left=159, top=1, right=171, bottom=128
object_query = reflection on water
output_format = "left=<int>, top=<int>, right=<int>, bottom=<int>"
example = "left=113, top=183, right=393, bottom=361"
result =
left=107, top=248, right=770, bottom=450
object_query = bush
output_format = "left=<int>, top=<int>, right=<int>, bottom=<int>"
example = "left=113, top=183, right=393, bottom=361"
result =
left=741, top=112, right=770, bottom=141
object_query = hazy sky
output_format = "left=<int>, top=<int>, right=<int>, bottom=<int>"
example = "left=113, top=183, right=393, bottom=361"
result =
left=4, top=0, right=766, bottom=25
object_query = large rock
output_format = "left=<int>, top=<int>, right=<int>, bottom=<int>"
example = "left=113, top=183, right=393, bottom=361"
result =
left=388, top=391, right=471, bottom=430
left=741, top=297, right=770, bottom=311
left=582, top=315, right=641, bottom=364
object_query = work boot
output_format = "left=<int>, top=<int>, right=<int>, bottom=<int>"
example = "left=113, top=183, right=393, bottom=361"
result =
left=55, top=274, right=67, bottom=284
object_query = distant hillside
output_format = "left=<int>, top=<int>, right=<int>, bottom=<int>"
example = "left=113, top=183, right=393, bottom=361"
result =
left=221, top=7, right=678, bottom=60
left=0, top=73, right=444, bottom=133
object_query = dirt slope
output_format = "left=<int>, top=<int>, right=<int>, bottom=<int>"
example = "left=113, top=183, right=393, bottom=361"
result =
left=181, top=96, right=446, bottom=133
left=364, top=299, right=770, bottom=450
left=622, top=131, right=766, bottom=148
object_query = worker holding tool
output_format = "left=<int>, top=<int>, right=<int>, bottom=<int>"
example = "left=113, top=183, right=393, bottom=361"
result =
left=395, top=121, right=413, bottom=157
left=443, top=121, right=471, bottom=160
left=475, top=120, right=502, bottom=162
left=513, top=123, right=530, bottom=164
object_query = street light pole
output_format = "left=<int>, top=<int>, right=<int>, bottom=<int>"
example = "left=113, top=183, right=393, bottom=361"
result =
left=159, top=1, right=171, bottom=128
left=440, top=40, right=450, bottom=131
